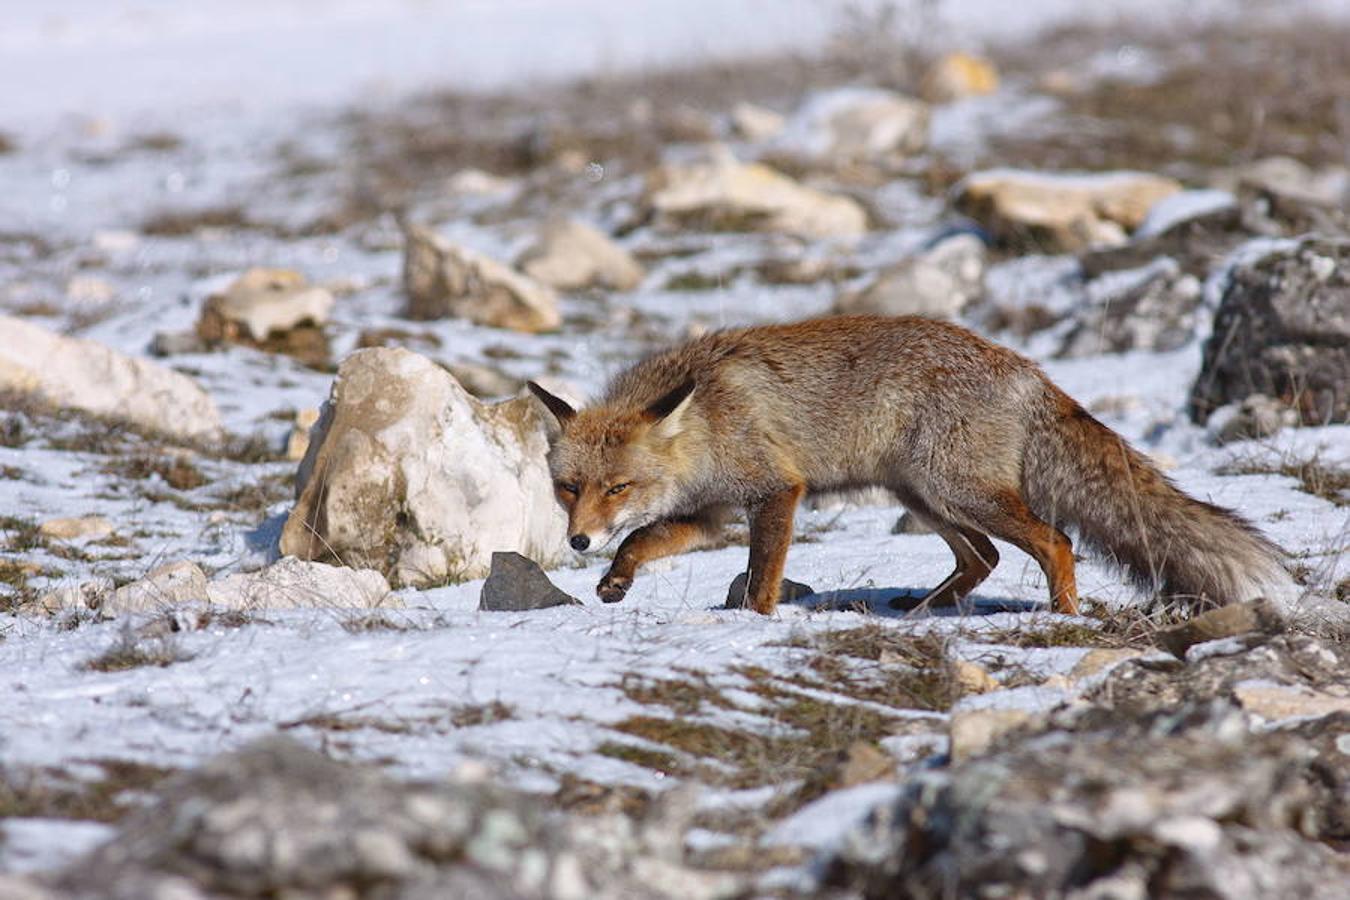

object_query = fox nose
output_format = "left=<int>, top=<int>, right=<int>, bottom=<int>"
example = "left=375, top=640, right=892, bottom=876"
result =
left=569, top=534, right=590, bottom=552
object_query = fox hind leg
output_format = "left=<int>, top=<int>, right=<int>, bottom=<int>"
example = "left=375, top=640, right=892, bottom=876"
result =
left=888, top=491, right=999, bottom=610
left=952, top=488, right=1080, bottom=615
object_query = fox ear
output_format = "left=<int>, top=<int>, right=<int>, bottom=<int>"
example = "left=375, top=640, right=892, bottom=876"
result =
left=644, top=379, right=696, bottom=439
left=527, top=381, right=576, bottom=426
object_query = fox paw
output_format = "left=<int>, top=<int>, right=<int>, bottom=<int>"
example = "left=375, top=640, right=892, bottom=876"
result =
left=597, top=574, right=632, bottom=603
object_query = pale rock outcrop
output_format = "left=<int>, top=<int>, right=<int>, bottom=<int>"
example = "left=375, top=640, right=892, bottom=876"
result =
left=280, top=348, right=566, bottom=587
left=39, top=561, right=208, bottom=617
left=776, top=87, right=929, bottom=164
left=38, top=516, right=114, bottom=542
left=402, top=224, right=560, bottom=332
left=205, top=557, right=396, bottom=610
left=729, top=102, right=786, bottom=141
left=39, top=559, right=395, bottom=617
left=645, top=147, right=868, bottom=240
left=517, top=218, right=646, bottom=292
left=0, top=315, right=222, bottom=442
left=835, top=233, right=985, bottom=319
left=954, top=169, right=1183, bottom=251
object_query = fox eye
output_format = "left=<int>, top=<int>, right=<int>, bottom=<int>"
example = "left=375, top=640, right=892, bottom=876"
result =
left=557, top=482, right=579, bottom=496
left=606, top=482, right=632, bottom=496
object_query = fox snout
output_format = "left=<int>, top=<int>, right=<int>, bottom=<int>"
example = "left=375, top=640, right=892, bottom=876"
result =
left=569, top=534, right=590, bottom=552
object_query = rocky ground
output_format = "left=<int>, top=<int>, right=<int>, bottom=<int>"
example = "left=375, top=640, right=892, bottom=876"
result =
left=1, top=4, right=1348, bottom=898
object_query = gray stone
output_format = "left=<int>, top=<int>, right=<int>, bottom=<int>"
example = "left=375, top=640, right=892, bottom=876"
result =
left=149, top=330, right=207, bottom=357
left=45, top=737, right=741, bottom=900
left=1190, top=235, right=1350, bottom=425
left=825, top=631, right=1350, bottom=898
left=644, top=146, right=868, bottom=240
left=827, top=704, right=1350, bottom=899
left=1058, top=258, right=1202, bottom=358
left=1154, top=597, right=1287, bottom=658
left=402, top=223, right=560, bottom=332
left=836, top=234, right=985, bottom=320
left=517, top=218, right=645, bottom=293
left=891, top=510, right=934, bottom=535
left=725, top=572, right=815, bottom=608
left=479, top=551, right=580, bottom=612
left=776, top=87, right=929, bottom=165
left=1210, top=394, right=1300, bottom=445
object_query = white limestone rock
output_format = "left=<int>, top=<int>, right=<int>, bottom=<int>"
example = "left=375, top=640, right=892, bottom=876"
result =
left=280, top=348, right=566, bottom=588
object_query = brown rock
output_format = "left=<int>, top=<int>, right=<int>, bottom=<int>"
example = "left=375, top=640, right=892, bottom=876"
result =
left=954, top=170, right=1182, bottom=251
left=402, top=224, right=560, bottom=332
left=1155, top=597, right=1287, bottom=658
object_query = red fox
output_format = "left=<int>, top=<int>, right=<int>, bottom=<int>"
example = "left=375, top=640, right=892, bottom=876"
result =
left=528, top=315, right=1290, bottom=615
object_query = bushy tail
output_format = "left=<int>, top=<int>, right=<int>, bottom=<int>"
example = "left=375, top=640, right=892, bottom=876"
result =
left=1022, top=386, right=1291, bottom=608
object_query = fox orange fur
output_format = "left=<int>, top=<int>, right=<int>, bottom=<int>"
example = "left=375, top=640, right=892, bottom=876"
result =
left=529, top=315, right=1289, bottom=615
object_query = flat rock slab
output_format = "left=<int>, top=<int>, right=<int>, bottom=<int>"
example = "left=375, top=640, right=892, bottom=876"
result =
left=1155, top=597, right=1286, bottom=658
left=479, top=551, right=580, bottom=612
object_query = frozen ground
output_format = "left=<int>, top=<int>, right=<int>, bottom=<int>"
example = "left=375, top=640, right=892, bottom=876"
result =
left=1, top=0, right=1348, bottom=890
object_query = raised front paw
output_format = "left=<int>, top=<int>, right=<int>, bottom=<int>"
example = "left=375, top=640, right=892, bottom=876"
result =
left=597, top=573, right=632, bottom=604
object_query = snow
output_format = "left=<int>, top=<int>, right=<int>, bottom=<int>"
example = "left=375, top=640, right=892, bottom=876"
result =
left=1135, top=189, right=1237, bottom=238
left=2, top=0, right=1349, bottom=885
left=763, top=782, right=902, bottom=850
left=0, top=819, right=114, bottom=874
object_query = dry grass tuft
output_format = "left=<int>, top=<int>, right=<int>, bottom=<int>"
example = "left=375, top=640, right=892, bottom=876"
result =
left=0, top=758, right=173, bottom=823
left=81, top=631, right=193, bottom=672
left=988, top=16, right=1350, bottom=173
left=1218, top=451, right=1350, bottom=508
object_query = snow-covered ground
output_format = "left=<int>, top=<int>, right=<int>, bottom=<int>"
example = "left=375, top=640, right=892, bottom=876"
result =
left=1, top=0, right=1348, bottom=888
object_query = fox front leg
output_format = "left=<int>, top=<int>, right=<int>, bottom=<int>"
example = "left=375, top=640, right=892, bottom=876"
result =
left=741, top=484, right=806, bottom=615
left=597, top=508, right=731, bottom=603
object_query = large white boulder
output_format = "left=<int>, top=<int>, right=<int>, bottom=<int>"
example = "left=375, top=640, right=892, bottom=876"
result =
left=0, top=315, right=222, bottom=442
left=645, top=147, right=868, bottom=240
left=280, top=348, right=566, bottom=587
left=402, top=224, right=560, bottom=332
left=517, top=218, right=645, bottom=292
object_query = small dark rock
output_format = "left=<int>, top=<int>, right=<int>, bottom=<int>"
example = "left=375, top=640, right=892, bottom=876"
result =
left=479, top=551, right=580, bottom=611
left=725, top=571, right=815, bottom=608
left=149, top=330, right=207, bottom=357
left=890, top=510, right=933, bottom=535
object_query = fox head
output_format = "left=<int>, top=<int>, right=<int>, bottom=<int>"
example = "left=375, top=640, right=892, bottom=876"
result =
left=528, top=379, right=697, bottom=553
